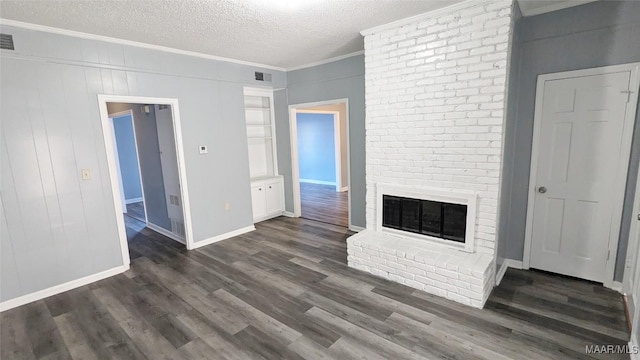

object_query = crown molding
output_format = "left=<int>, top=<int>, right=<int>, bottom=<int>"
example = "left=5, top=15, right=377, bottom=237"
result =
left=361, top=0, right=494, bottom=36
left=286, top=50, right=364, bottom=71
left=0, top=18, right=287, bottom=72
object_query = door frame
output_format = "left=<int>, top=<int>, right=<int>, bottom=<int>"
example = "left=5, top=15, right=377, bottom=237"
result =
left=108, top=109, right=149, bottom=222
left=288, top=99, right=352, bottom=228
left=522, top=62, right=640, bottom=290
left=623, top=173, right=640, bottom=295
left=294, top=110, right=342, bottom=191
left=98, top=95, right=195, bottom=269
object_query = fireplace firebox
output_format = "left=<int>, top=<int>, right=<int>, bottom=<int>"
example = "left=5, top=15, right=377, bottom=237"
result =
left=383, top=195, right=467, bottom=243
left=376, top=184, right=477, bottom=252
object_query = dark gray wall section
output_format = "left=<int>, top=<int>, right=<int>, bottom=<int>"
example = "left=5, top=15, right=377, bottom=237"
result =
left=278, top=54, right=366, bottom=228
left=132, top=105, right=172, bottom=230
left=497, top=1, right=523, bottom=272
left=501, top=1, right=640, bottom=281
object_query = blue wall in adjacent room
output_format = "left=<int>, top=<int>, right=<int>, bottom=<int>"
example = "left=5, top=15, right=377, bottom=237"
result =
left=296, top=113, right=336, bottom=184
left=112, top=114, right=143, bottom=201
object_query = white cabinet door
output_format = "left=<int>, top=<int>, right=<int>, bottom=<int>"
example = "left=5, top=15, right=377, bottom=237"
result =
left=530, top=71, right=630, bottom=282
left=251, top=185, right=266, bottom=219
left=265, top=180, right=283, bottom=215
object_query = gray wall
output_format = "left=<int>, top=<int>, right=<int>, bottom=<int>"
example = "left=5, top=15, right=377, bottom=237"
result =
left=500, top=1, right=640, bottom=281
left=0, top=24, right=285, bottom=302
left=276, top=54, right=366, bottom=228
left=497, top=1, right=523, bottom=272
left=107, top=103, right=172, bottom=231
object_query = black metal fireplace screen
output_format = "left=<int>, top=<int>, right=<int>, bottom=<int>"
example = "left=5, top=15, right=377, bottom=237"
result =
left=382, top=195, right=467, bottom=243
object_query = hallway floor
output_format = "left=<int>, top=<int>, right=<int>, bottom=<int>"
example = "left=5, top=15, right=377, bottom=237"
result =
left=300, top=182, right=348, bottom=228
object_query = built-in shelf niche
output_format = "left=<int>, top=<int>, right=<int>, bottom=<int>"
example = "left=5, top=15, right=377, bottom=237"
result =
left=244, top=88, right=278, bottom=180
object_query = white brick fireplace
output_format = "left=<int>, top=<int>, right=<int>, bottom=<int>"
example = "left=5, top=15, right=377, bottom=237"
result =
left=347, top=0, right=514, bottom=308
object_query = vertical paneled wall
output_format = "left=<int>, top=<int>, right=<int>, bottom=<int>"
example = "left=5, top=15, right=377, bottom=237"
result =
left=0, top=24, right=285, bottom=303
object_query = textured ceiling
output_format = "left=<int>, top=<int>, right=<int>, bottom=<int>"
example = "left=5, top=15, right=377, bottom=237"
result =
left=0, top=0, right=593, bottom=69
left=0, top=0, right=468, bottom=69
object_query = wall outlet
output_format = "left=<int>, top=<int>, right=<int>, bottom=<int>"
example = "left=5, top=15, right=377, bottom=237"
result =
left=81, top=169, right=91, bottom=180
left=225, top=202, right=231, bottom=210
left=199, top=145, right=208, bottom=154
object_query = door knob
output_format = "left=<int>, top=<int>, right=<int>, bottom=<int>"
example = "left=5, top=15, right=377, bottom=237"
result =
left=538, top=186, right=547, bottom=194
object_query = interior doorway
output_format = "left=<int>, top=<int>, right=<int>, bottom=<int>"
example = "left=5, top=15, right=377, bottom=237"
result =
left=523, top=63, right=640, bottom=288
left=99, top=96, right=194, bottom=267
left=289, top=100, right=350, bottom=228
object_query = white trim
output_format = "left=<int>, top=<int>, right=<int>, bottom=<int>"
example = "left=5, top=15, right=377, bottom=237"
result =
left=0, top=265, right=128, bottom=312
left=190, top=226, right=255, bottom=249
left=361, top=0, right=492, bottom=36
left=518, top=0, right=599, bottom=17
left=623, top=165, right=640, bottom=294
left=349, top=225, right=365, bottom=232
left=376, top=183, right=477, bottom=253
left=340, top=186, right=349, bottom=192
left=496, top=262, right=509, bottom=286
left=496, top=259, right=524, bottom=286
left=286, top=51, right=364, bottom=71
left=0, top=19, right=286, bottom=72
left=289, top=99, right=352, bottom=229
left=124, top=197, right=144, bottom=205
left=611, top=281, right=624, bottom=293
left=523, top=63, right=640, bottom=290
left=282, top=211, right=295, bottom=217
left=98, top=95, right=195, bottom=261
left=300, top=179, right=337, bottom=186
left=146, top=222, right=185, bottom=245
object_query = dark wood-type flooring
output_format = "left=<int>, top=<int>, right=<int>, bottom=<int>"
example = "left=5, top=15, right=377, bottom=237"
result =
left=125, top=201, right=146, bottom=223
left=1, top=215, right=629, bottom=359
left=300, top=182, right=348, bottom=228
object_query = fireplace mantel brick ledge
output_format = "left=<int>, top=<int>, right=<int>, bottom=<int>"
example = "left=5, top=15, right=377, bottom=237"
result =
left=347, top=230, right=494, bottom=308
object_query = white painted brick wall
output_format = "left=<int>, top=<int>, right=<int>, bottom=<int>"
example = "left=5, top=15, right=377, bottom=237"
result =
left=363, top=0, right=514, bottom=256
left=347, top=231, right=495, bottom=308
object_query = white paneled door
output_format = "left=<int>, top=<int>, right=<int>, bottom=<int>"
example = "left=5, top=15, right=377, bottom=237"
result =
left=529, top=71, right=632, bottom=282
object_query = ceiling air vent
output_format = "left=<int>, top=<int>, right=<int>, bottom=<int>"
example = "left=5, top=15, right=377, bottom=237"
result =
left=254, top=71, right=272, bottom=82
left=0, top=34, right=15, bottom=50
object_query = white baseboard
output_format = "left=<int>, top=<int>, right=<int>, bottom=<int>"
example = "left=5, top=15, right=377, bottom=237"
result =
left=611, top=281, right=623, bottom=292
left=349, top=225, right=365, bottom=232
left=282, top=211, right=295, bottom=217
left=340, top=186, right=349, bottom=192
left=146, top=222, right=185, bottom=244
left=190, top=225, right=255, bottom=249
left=125, top=197, right=143, bottom=204
left=496, top=259, right=523, bottom=286
left=503, top=259, right=523, bottom=269
left=0, top=264, right=129, bottom=312
left=300, top=179, right=337, bottom=186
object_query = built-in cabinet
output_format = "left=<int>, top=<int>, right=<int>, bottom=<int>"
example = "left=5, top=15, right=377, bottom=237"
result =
left=244, top=87, right=284, bottom=222
left=250, top=176, right=284, bottom=221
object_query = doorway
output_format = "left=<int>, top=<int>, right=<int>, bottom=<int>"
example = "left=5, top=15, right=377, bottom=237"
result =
left=524, top=63, right=640, bottom=288
left=109, top=110, right=146, bottom=225
left=99, top=96, right=194, bottom=267
left=289, top=100, right=350, bottom=228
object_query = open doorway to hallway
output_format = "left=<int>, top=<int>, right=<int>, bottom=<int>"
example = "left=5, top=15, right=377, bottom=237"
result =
left=289, top=101, right=350, bottom=228
left=103, top=99, right=190, bottom=257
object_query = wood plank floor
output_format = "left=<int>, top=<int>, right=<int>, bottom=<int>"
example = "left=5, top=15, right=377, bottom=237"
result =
left=1, top=216, right=629, bottom=360
left=125, top=201, right=146, bottom=223
left=300, top=182, right=348, bottom=228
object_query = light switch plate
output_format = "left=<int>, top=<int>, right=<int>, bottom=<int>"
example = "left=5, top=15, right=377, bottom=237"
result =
left=199, top=145, right=208, bottom=154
